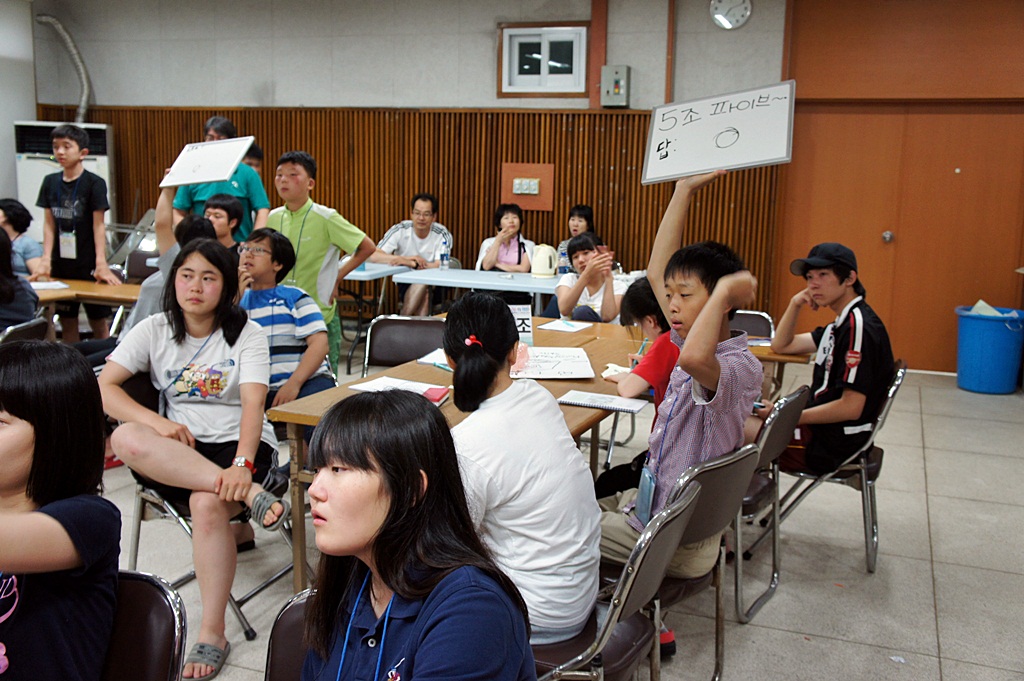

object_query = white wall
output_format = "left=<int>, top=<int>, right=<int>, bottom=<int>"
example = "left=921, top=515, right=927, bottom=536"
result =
left=32, top=0, right=785, bottom=111
left=1, top=0, right=37, bottom=198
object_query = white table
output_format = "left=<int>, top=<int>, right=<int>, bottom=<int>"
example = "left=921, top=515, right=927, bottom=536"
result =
left=339, top=263, right=410, bottom=373
left=392, top=269, right=559, bottom=314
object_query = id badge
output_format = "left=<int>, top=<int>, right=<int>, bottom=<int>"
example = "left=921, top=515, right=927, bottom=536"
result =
left=59, top=231, right=77, bottom=259
left=635, top=465, right=657, bottom=526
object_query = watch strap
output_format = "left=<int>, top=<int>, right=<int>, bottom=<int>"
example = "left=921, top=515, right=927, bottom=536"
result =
left=232, top=456, right=255, bottom=474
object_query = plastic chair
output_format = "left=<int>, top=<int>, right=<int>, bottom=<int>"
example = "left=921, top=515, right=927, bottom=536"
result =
left=361, top=314, right=446, bottom=377
left=0, top=317, right=49, bottom=343
left=264, top=589, right=310, bottom=681
left=118, top=373, right=297, bottom=641
left=746, top=361, right=907, bottom=573
left=733, top=386, right=810, bottom=623
left=533, top=482, right=702, bottom=681
left=100, top=570, right=186, bottom=681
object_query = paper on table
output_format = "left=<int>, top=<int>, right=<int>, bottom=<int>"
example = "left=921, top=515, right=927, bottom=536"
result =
left=558, top=390, right=648, bottom=414
left=537, top=319, right=593, bottom=333
left=509, top=346, right=595, bottom=380
left=349, top=376, right=449, bottom=405
left=417, top=348, right=448, bottom=365
left=30, top=281, right=70, bottom=290
left=602, top=363, right=631, bottom=379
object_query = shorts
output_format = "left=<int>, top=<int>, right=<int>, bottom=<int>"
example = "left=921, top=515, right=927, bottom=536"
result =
left=55, top=300, right=112, bottom=320
left=140, top=439, right=277, bottom=506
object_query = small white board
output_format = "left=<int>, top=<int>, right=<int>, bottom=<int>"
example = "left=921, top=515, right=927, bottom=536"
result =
left=641, top=81, right=795, bottom=184
left=160, top=136, right=255, bottom=188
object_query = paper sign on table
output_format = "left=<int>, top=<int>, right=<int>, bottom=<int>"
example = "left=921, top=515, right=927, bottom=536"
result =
left=509, top=346, right=595, bottom=380
left=509, top=304, right=533, bottom=345
left=641, top=81, right=795, bottom=184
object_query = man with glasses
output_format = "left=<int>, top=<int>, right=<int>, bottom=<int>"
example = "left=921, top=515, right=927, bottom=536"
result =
left=369, top=192, right=453, bottom=316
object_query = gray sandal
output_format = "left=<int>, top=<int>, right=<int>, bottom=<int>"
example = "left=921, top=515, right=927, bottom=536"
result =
left=183, top=641, right=231, bottom=679
left=251, top=491, right=290, bottom=532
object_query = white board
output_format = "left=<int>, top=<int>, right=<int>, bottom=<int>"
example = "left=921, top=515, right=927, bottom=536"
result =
left=160, top=136, right=255, bottom=188
left=641, top=81, right=795, bottom=184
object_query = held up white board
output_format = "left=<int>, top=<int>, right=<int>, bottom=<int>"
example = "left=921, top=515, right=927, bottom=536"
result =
left=641, top=81, right=795, bottom=184
left=160, top=136, right=255, bottom=188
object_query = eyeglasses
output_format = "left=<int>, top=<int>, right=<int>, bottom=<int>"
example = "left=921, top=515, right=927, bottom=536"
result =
left=411, top=210, right=435, bottom=219
left=237, top=245, right=270, bottom=256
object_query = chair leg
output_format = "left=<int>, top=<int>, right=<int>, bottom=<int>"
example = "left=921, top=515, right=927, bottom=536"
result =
left=128, top=484, right=145, bottom=570
left=602, top=413, right=621, bottom=471
left=648, top=597, right=662, bottom=681
left=712, top=544, right=725, bottom=681
left=862, top=470, right=879, bottom=573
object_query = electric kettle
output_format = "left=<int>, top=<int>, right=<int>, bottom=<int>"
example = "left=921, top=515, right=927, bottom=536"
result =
left=531, top=244, right=557, bottom=277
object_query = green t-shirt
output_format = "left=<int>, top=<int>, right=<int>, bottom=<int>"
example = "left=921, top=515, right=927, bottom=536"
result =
left=172, top=162, right=270, bottom=241
left=268, top=198, right=367, bottom=323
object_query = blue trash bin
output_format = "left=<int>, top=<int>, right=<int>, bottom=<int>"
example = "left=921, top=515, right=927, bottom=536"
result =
left=955, top=306, right=1024, bottom=394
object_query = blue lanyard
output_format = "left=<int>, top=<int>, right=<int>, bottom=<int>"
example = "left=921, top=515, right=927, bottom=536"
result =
left=335, top=572, right=395, bottom=681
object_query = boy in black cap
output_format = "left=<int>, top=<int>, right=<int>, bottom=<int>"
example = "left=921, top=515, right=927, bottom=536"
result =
left=748, top=242, right=894, bottom=473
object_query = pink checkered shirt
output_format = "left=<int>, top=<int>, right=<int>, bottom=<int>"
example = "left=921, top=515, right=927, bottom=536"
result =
left=625, top=330, right=763, bottom=533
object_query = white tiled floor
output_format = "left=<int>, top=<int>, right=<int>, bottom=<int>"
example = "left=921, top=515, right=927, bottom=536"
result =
left=104, top=350, right=1024, bottom=680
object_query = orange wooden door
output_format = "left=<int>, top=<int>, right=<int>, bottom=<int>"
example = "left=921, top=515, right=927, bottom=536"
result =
left=776, top=102, right=1024, bottom=371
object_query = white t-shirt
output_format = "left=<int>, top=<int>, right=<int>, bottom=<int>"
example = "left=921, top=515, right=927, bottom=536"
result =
left=377, top=220, right=452, bottom=262
left=110, top=314, right=277, bottom=447
left=556, top=272, right=628, bottom=322
left=451, top=379, right=600, bottom=631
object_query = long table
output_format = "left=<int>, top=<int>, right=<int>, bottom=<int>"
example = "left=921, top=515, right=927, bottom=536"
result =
left=392, top=269, right=559, bottom=314
left=33, top=279, right=143, bottom=341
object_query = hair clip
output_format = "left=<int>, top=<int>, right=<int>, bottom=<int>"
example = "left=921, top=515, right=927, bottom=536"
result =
left=465, top=335, right=483, bottom=348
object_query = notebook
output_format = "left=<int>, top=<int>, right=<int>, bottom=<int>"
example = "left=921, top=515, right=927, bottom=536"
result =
left=557, top=390, right=649, bottom=413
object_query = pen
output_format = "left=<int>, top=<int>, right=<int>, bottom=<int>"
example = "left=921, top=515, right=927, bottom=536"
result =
left=631, top=337, right=649, bottom=368
left=432, top=362, right=453, bottom=372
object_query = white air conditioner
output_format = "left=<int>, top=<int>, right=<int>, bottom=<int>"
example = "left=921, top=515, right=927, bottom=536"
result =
left=14, top=121, right=116, bottom=243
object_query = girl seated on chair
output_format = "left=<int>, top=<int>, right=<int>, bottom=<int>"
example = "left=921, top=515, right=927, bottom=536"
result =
left=302, top=390, right=535, bottom=681
left=555, top=233, right=627, bottom=323
left=444, top=292, right=600, bottom=644
left=0, top=230, right=38, bottom=330
left=605, top=277, right=677, bottom=410
left=0, top=340, right=121, bottom=681
left=98, top=238, right=288, bottom=680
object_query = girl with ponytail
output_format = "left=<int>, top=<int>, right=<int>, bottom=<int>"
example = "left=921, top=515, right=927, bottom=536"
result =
left=443, top=292, right=601, bottom=645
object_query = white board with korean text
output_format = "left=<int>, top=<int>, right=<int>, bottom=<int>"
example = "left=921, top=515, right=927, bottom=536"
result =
left=160, top=136, right=255, bottom=187
left=641, top=81, right=795, bottom=184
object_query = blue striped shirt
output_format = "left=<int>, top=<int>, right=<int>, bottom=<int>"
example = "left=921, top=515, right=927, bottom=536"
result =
left=240, top=285, right=331, bottom=388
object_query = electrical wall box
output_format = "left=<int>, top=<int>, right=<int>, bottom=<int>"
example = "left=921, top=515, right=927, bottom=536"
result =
left=600, top=65, right=631, bottom=108
left=512, top=177, right=540, bottom=195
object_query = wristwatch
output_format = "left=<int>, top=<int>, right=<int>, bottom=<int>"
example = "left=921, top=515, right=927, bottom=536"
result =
left=232, top=456, right=255, bottom=474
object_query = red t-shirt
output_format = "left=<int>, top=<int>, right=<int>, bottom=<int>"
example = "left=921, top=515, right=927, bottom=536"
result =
left=630, top=331, right=679, bottom=410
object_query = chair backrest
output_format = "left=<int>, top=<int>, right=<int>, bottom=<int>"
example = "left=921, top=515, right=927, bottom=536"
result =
left=100, top=570, right=186, bottom=681
left=265, top=589, right=311, bottom=681
left=756, top=386, right=810, bottom=468
left=362, top=315, right=446, bottom=377
left=730, top=310, right=775, bottom=338
left=861, top=359, right=908, bottom=452
left=668, top=443, right=761, bottom=544
left=126, top=248, right=160, bottom=282
left=0, top=317, right=49, bottom=343
left=449, top=256, right=463, bottom=270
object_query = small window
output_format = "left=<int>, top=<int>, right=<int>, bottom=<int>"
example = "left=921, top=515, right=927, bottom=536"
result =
left=499, top=23, right=588, bottom=97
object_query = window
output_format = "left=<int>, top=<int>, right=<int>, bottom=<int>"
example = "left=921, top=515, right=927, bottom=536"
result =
left=499, top=23, right=588, bottom=97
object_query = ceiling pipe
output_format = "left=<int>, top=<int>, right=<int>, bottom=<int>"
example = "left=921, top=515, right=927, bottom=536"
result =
left=35, top=14, right=92, bottom=123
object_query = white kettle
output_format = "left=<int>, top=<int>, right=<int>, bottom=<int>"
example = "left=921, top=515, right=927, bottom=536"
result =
left=531, top=244, right=557, bottom=278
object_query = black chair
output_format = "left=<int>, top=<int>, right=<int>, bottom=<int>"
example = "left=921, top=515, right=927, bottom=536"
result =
left=361, top=314, right=446, bottom=377
left=118, top=373, right=296, bottom=641
left=533, top=482, right=702, bottom=681
left=729, top=310, right=775, bottom=338
left=100, top=570, right=186, bottom=681
left=264, top=589, right=311, bottom=681
left=126, top=248, right=160, bottom=282
left=733, top=386, right=810, bottom=622
left=0, top=317, right=48, bottom=343
left=746, top=361, right=908, bottom=573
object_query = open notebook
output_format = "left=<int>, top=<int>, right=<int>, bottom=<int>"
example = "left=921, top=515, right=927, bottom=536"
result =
left=557, top=390, right=648, bottom=413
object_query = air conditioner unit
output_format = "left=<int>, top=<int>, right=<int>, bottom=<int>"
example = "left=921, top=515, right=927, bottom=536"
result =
left=14, top=121, right=116, bottom=243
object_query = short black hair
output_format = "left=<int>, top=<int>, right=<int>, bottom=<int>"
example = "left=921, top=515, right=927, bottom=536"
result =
left=568, top=204, right=595, bottom=234
left=162, top=239, right=248, bottom=345
left=493, top=203, right=523, bottom=229
left=50, top=124, right=90, bottom=151
left=566, top=232, right=604, bottom=263
left=276, top=151, right=317, bottom=180
left=620, top=277, right=668, bottom=332
left=0, top=198, right=33, bottom=234
left=174, top=215, right=216, bottom=246
left=204, top=116, right=237, bottom=139
left=664, top=240, right=746, bottom=320
left=203, top=194, right=244, bottom=236
left=244, top=141, right=263, bottom=161
left=247, top=228, right=295, bottom=283
left=0, top=341, right=106, bottom=505
left=410, top=193, right=438, bottom=214
left=820, top=262, right=867, bottom=297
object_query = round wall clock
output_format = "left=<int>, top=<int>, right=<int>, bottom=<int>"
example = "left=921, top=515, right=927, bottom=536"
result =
left=710, top=0, right=752, bottom=30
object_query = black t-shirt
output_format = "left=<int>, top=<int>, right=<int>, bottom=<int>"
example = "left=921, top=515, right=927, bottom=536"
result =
left=806, top=297, right=894, bottom=472
left=36, top=170, right=110, bottom=280
left=0, top=495, right=121, bottom=681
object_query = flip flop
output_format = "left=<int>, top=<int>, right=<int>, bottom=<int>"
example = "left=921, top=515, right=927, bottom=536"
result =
left=251, top=490, right=290, bottom=532
left=183, top=641, right=230, bottom=680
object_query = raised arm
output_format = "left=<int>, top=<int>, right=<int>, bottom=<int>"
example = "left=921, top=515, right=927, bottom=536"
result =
left=154, top=183, right=177, bottom=254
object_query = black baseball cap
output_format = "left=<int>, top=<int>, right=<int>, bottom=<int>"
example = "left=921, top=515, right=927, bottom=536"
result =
left=790, top=242, right=858, bottom=277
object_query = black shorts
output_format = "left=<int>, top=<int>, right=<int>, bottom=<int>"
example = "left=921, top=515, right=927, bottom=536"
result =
left=51, top=261, right=112, bottom=320
left=138, top=439, right=276, bottom=507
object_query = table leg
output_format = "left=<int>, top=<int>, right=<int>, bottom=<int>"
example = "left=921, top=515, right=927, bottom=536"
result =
left=533, top=292, right=543, bottom=316
left=375, top=277, right=390, bottom=316
left=287, top=424, right=308, bottom=593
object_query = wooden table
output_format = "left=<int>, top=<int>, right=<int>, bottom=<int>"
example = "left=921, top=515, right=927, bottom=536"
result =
left=33, top=279, right=143, bottom=341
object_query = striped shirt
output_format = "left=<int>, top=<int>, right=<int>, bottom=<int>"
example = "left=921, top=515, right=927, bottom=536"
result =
left=240, top=285, right=331, bottom=389
left=625, top=330, right=762, bottom=533
left=377, top=220, right=452, bottom=262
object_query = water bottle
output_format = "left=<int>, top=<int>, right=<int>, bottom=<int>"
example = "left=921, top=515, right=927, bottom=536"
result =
left=557, top=247, right=570, bottom=275
left=439, top=239, right=450, bottom=271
